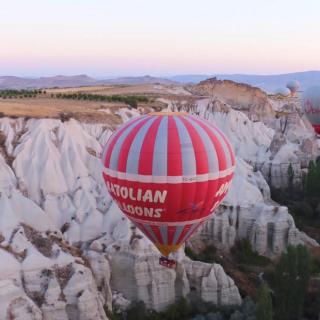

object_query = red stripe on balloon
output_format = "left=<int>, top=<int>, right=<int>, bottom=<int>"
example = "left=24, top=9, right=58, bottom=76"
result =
left=191, top=116, right=227, bottom=171
left=184, top=222, right=203, bottom=243
left=138, top=116, right=162, bottom=175
left=104, top=116, right=144, bottom=168
left=180, top=116, right=208, bottom=174
left=167, top=116, right=183, bottom=176
left=117, top=117, right=151, bottom=172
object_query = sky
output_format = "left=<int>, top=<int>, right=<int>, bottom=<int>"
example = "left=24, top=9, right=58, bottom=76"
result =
left=1, top=0, right=320, bottom=77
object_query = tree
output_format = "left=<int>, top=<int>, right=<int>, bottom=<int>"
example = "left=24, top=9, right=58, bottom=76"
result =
left=287, top=163, right=294, bottom=195
left=274, top=245, right=311, bottom=320
left=256, top=283, right=273, bottom=320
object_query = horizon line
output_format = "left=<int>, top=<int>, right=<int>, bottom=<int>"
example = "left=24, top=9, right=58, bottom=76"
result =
left=1, top=69, right=320, bottom=79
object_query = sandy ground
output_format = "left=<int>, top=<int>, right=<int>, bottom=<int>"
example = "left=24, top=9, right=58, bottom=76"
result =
left=0, top=96, right=125, bottom=124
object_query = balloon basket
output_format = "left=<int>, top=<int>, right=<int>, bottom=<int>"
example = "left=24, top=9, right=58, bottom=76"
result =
left=159, top=256, right=176, bottom=269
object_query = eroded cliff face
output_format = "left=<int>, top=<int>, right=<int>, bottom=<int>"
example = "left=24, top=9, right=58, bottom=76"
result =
left=87, top=248, right=241, bottom=312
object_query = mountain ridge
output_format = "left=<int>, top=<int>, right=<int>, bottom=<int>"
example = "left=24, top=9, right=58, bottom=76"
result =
left=0, top=74, right=175, bottom=89
left=1, top=71, right=320, bottom=92
left=168, top=70, right=320, bottom=92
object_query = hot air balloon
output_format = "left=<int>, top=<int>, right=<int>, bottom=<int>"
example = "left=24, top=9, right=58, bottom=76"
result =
left=286, top=80, right=300, bottom=96
left=101, top=112, right=235, bottom=267
left=302, top=86, right=320, bottom=135
left=274, top=87, right=291, bottom=97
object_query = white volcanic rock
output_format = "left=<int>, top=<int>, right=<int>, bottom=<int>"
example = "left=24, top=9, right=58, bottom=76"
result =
left=86, top=250, right=112, bottom=311
left=0, top=117, right=26, bottom=155
left=112, top=292, right=131, bottom=313
left=0, top=280, right=42, bottom=320
left=0, top=244, right=107, bottom=320
left=109, top=251, right=179, bottom=311
left=184, top=259, right=241, bottom=305
left=13, top=118, right=102, bottom=204
left=0, top=153, right=107, bottom=319
left=107, top=250, right=240, bottom=311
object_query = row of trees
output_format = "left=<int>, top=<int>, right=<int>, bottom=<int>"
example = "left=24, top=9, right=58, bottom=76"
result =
left=0, top=89, right=46, bottom=99
left=53, top=92, right=148, bottom=108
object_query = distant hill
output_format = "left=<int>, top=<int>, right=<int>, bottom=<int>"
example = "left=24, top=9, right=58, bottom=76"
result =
left=0, top=74, right=97, bottom=89
left=2, top=71, right=320, bottom=92
left=0, top=74, right=175, bottom=89
left=169, top=71, right=320, bottom=92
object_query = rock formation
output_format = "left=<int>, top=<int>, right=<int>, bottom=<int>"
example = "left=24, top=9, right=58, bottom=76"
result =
left=194, top=158, right=318, bottom=255
left=188, top=78, right=275, bottom=121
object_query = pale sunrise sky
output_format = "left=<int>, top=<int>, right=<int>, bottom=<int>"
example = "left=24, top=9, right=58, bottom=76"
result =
left=1, top=0, right=319, bottom=77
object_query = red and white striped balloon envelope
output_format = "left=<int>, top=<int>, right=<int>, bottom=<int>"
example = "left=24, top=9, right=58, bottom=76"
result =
left=102, top=112, right=235, bottom=257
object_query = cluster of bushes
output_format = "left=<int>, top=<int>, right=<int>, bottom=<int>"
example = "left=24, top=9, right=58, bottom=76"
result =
left=53, top=92, right=148, bottom=108
left=0, top=89, right=45, bottom=99
left=231, top=239, right=270, bottom=266
left=185, top=245, right=217, bottom=263
left=108, top=297, right=257, bottom=320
